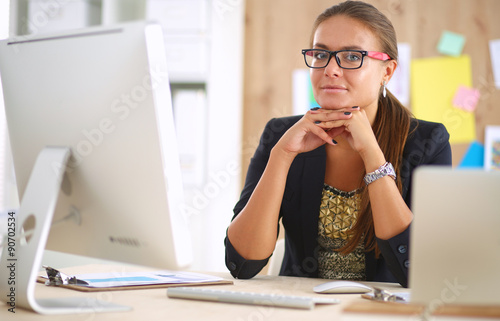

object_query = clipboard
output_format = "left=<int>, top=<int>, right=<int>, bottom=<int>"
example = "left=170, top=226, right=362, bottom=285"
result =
left=36, top=266, right=233, bottom=292
left=36, top=275, right=233, bottom=292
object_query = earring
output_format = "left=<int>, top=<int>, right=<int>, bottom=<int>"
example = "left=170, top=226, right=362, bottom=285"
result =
left=382, top=81, right=387, bottom=98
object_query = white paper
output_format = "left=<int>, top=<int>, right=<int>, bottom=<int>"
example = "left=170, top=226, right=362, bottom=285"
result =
left=387, top=43, right=411, bottom=107
left=292, top=69, right=312, bottom=115
left=484, top=125, right=500, bottom=170
left=46, top=270, right=224, bottom=288
left=489, top=39, right=500, bottom=89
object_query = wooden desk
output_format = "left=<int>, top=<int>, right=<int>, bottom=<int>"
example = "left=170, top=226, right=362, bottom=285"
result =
left=2, top=264, right=498, bottom=321
left=0, top=264, right=407, bottom=320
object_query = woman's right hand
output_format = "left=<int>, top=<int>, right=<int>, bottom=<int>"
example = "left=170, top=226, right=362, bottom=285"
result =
left=275, top=107, right=354, bottom=157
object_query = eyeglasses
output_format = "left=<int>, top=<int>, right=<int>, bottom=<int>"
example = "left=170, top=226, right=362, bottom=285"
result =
left=301, top=49, right=391, bottom=69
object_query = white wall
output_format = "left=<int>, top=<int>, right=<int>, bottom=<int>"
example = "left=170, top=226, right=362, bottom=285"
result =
left=0, top=2, right=9, bottom=38
left=202, top=0, right=244, bottom=271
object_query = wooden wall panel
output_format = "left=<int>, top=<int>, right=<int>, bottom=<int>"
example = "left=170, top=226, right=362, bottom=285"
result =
left=242, top=0, right=500, bottom=181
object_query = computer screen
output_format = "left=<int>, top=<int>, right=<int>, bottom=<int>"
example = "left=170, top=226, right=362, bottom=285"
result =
left=0, top=21, right=193, bottom=313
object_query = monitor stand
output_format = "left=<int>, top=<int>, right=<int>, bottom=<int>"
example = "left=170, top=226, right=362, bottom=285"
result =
left=0, top=147, right=130, bottom=314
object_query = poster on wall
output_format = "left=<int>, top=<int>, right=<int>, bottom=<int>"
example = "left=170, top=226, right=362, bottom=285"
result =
left=484, top=126, right=500, bottom=171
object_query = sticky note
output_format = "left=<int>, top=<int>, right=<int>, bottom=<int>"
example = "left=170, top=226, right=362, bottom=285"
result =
left=411, top=55, right=476, bottom=144
left=452, top=85, right=480, bottom=112
left=458, top=141, right=484, bottom=168
left=437, top=31, right=466, bottom=57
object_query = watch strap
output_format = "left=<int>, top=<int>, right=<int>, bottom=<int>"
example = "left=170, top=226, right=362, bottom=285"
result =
left=363, top=162, right=396, bottom=185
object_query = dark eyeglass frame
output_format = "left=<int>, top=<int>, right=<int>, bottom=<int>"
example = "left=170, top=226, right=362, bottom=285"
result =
left=301, top=49, right=391, bottom=70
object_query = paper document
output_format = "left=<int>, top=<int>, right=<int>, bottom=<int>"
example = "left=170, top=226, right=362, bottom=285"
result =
left=387, top=43, right=411, bottom=107
left=47, top=270, right=224, bottom=288
left=490, top=39, right=500, bottom=89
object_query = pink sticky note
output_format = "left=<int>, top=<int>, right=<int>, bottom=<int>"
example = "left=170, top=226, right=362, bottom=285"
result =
left=452, top=85, right=480, bottom=112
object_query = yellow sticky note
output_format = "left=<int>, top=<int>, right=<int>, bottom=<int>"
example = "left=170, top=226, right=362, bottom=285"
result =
left=411, top=55, right=476, bottom=144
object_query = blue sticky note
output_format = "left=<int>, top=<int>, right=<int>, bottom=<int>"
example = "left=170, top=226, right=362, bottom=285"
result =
left=458, top=141, right=484, bottom=168
left=437, top=31, right=466, bottom=57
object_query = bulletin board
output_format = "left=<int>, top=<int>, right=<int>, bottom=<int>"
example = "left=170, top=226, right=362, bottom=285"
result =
left=241, top=0, right=500, bottom=174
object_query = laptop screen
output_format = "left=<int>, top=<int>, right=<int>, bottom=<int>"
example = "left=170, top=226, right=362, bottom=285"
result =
left=410, top=167, right=500, bottom=306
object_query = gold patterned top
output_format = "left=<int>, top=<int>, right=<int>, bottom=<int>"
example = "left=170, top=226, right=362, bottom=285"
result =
left=317, top=184, right=366, bottom=280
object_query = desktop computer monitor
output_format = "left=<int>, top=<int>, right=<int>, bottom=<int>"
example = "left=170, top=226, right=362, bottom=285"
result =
left=0, top=21, right=192, bottom=314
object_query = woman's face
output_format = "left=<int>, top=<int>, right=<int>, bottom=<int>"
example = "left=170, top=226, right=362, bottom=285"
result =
left=310, top=15, right=396, bottom=119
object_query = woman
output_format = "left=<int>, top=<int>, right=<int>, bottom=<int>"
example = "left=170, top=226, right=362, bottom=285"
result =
left=225, top=1, right=451, bottom=287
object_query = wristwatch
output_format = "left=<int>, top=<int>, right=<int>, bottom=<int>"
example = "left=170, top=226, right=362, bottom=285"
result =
left=363, top=162, right=396, bottom=185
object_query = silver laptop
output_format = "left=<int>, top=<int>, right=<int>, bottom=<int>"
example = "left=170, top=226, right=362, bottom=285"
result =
left=410, top=167, right=500, bottom=306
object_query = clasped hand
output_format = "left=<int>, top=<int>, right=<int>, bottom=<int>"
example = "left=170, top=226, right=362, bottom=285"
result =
left=276, top=106, right=380, bottom=158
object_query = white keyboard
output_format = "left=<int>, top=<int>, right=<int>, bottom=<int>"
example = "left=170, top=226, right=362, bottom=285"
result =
left=167, top=287, right=341, bottom=310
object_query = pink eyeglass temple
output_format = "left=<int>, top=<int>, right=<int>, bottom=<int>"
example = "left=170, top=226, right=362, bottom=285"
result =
left=367, top=51, right=391, bottom=61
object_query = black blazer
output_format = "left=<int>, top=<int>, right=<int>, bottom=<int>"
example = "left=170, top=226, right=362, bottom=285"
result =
left=225, top=116, right=452, bottom=287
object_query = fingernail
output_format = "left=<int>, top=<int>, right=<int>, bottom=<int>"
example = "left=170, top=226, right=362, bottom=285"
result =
left=310, top=107, right=320, bottom=110
left=332, top=139, right=337, bottom=144
left=314, top=121, right=321, bottom=124
left=344, top=112, right=351, bottom=115
left=352, top=106, right=359, bottom=109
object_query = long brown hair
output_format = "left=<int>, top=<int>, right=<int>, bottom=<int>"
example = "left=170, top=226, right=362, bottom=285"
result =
left=310, top=1, right=413, bottom=255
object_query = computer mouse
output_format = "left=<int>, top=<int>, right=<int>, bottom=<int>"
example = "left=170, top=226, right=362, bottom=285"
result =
left=313, top=280, right=372, bottom=294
